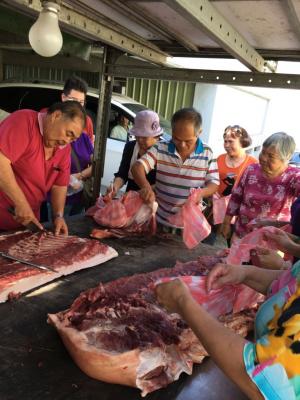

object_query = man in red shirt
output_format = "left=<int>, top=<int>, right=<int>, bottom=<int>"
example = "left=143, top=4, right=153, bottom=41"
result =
left=0, top=101, right=86, bottom=234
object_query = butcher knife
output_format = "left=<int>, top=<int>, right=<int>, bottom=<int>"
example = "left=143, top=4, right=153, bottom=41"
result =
left=7, top=206, right=46, bottom=233
left=0, top=252, right=56, bottom=273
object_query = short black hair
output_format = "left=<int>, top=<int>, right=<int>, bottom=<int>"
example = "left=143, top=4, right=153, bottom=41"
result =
left=47, top=101, right=87, bottom=128
left=171, top=107, right=202, bottom=133
left=63, top=76, right=88, bottom=96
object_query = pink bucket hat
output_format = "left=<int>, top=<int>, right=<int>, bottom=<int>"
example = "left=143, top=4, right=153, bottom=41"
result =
left=129, top=110, right=163, bottom=137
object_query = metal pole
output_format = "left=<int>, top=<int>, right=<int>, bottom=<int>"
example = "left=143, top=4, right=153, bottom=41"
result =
left=92, top=45, right=122, bottom=201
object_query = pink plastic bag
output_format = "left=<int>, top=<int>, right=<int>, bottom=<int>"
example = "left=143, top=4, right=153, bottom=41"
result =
left=156, top=275, right=261, bottom=316
left=226, top=226, right=280, bottom=265
left=94, top=199, right=128, bottom=228
left=86, top=191, right=157, bottom=235
left=233, top=285, right=265, bottom=312
left=168, top=189, right=211, bottom=249
left=212, top=194, right=231, bottom=225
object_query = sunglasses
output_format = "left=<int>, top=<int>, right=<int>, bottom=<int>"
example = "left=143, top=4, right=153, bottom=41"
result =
left=223, top=125, right=243, bottom=138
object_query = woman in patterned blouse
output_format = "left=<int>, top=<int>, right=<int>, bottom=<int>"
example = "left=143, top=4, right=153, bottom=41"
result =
left=221, top=132, right=300, bottom=241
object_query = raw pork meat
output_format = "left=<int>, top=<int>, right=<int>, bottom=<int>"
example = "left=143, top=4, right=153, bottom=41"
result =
left=0, top=231, right=118, bottom=303
left=48, top=256, right=255, bottom=396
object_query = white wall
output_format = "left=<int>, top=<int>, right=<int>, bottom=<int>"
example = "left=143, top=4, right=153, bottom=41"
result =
left=193, top=83, right=217, bottom=144
left=256, top=88, right=300, bottom=150
left=193, top=83, right=269, bottom=157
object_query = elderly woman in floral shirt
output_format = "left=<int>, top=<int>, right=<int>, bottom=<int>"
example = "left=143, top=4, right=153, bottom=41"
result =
left=221, top=132, right=300, bottom=241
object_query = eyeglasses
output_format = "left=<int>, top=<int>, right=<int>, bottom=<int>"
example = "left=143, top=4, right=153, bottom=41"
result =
left=64, top=95, right=85, bottom=106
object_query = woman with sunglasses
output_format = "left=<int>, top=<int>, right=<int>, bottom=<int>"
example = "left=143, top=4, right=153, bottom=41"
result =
left=217, top=125, right=257, bottom=197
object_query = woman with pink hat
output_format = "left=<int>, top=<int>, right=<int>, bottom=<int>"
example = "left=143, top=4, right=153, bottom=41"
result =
left=106, top=110, right=163, bottom=196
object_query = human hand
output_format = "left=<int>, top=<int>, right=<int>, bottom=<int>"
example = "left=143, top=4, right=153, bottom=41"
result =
left=262, top=229, right=294, bottom=254
left=139, top=187, right=155, bottom=204
left=13, top=203, right=44, bottom=230
left=69, top=174, right=83, bottom=190
left=220, top=221, right=231, bottom=239
left=247, top=218, right=276, bottom=229
left=250, top=246, right=284, bottom=269
left=206, top=263, right=246, bottom=292
left=53, top=216, right=68, bottom=236
left=155, top=278, right=192, bottom=314
left=105, top=183, right=117, bottom=199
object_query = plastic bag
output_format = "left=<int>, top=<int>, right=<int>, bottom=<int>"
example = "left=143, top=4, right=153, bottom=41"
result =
left=67, top=175, right=83, bottom=196
left=168, top=188, right=211, bottom=249
left=155, top=275, right=260, bottom=316
left=212, top=193, right=231, bottom=225
left=86, top=191, right=157, bottom=234
left=226, top=226, right=280, bottom=265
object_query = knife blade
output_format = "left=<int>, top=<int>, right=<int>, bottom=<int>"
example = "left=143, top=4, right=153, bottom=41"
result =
left=0, top=251, right=56, bottom=273
left=7, top=206, right=45, bottom=233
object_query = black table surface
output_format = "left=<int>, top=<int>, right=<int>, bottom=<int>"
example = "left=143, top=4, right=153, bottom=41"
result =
left=0, top=216, right=248, bottom=400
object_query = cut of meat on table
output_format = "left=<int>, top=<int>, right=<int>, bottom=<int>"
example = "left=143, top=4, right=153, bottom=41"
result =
left=0, top=231, right=118, bottom=303
left=48, top=256, right=256, bottom=397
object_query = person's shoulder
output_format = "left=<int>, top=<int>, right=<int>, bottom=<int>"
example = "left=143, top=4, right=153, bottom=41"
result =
left=125, top=139, right=136, bottom=147
left=13, top=109, right=37, bottom=118
left=287, top=165, right=300, bottom=173
left=217, top=153, right=226, bottom=162
left=243, top=161, right=258, bottom=176
left=80, top=131, right=93, bottom=144
left=6, top=109, right=38, bottom=126
left=248, top=161, right=259, bottom=170
left=247, top=154, right=258, bottom=163
left=202, top=142, right=214, bottom=154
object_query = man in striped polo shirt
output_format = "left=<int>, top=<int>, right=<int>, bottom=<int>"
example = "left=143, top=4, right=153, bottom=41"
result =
left=131, top=107, right=219, bottom=229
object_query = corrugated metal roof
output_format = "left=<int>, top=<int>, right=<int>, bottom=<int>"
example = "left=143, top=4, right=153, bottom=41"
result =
left=1, top=0, right=300, bottom=72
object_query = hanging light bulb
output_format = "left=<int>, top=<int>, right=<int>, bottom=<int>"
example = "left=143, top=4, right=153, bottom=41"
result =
left=29, top=1, right=63, bottom=57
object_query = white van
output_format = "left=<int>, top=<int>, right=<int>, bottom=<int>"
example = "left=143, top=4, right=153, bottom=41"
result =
left=0, top=82, right=171, bottom=188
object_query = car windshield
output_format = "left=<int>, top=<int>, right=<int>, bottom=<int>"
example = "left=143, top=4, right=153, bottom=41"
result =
left=123, top=102, right=172, bottom=137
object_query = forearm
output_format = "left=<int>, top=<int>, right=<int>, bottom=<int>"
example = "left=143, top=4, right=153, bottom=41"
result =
left=113, top=177, right=125, bottom=192
left=178, top=296, right=263, bottom=400
left=131, top=162, right=151, bottom=189
left=0, top=152, right=29, bottom=207
left=80, top=165, right=92, bottom=179
left=201, top=182, right=219, bottom=198
left=50, top=185, right=67, bottom=216
left=223, top=214, right=233, bottom=225
left=284, top=241, right=300, bottom=258
left=243, top=265, right=282, bottom=294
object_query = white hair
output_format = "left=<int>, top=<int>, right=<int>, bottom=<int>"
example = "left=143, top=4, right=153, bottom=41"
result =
left=263, top=132, right=295, bottom=162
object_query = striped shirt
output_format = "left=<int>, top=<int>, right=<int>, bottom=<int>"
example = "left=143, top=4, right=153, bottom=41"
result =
left=137, top=138, right=219, bottom=226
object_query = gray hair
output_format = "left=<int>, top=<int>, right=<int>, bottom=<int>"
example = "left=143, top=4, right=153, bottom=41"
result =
left=263, top=132, right=295, bottom=162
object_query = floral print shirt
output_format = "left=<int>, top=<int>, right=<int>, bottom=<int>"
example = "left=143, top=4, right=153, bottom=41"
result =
left=226, top=164, right=300, bottom=238
left=244, top=260, right=300, bottom=399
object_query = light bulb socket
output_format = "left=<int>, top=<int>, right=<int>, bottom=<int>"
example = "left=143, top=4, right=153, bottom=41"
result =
left=41, top=1, right=61, bottom=14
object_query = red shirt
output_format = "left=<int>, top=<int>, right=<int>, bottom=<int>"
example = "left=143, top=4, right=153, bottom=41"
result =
left=0, top=110, right=70, bottom=230
left=85, top=115, right=94, bottom=144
